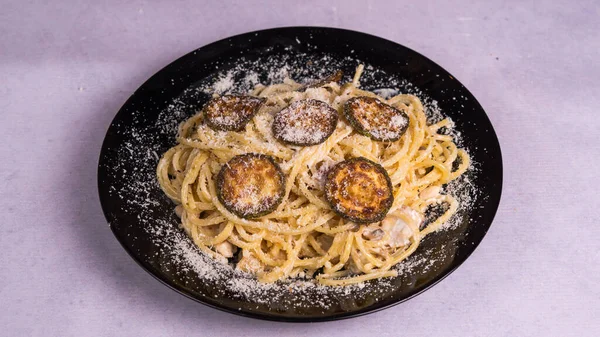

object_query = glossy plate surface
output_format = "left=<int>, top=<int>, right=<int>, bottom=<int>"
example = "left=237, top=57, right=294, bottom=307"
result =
left=98, top=27, right=502, bottom=322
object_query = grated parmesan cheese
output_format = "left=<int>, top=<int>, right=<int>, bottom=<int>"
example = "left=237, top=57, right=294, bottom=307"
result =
left=102, top=51, right=480, bottom=309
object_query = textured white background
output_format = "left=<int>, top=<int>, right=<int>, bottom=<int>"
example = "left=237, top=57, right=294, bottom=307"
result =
left=1, top=0, right=598, bottom=336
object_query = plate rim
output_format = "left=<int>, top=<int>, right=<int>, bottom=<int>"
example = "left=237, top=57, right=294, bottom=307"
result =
left=97, top=26, right=503, bottom=322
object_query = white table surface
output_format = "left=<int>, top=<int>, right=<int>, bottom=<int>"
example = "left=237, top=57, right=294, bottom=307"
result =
left=1, top=0, right=599, bottom=336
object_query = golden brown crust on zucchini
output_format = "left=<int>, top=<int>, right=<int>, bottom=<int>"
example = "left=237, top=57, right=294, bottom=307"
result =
left=203, top=95, right=265, bottom=132
left=272, top=99, right=339, bottom=146
left=344, top=96, right=409, bottom=141
left=216, top=153, right=285, bottom=218
left=324, top=157, right=393, bottom=224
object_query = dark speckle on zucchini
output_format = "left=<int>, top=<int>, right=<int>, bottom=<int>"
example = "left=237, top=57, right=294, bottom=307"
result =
left=203, top=95, right=266, bottom=132
left=216, top=153, right=285, bottom=219
left=324, top=157, right=393, bottom=224
left=272, top=99, right=338, bottom=146
left=344, top=96, right=409, bottom=141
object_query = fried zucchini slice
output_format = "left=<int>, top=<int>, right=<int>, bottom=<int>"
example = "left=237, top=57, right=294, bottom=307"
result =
left=306, top=70, right=343, bottom=89
left=324, top=157, right=393, bottom=224
left=344, top=96, right=409, bottom=141
left=216, top=153, right=285, bottom=218
left=203, top=95, right=265, bottom=131
left=296, top=70, right=344, bottom=92
left=272, top=99, right=338, bottom=146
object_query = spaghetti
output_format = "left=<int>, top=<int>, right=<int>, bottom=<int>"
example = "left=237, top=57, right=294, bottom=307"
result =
left=157, top=65, right=470, bottom=286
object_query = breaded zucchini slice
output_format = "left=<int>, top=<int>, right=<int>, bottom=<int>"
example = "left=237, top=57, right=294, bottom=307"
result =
left=272, top=99, right=338, bottom=146
left=324, top=157, right=393, bottom=223
left=344, top=96, right=409, bottom=141
left=216, top=153, right=285, bottom=218
left=204, top=95, right=265, bottom=131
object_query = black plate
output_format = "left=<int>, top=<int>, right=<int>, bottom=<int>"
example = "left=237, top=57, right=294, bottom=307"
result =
left=98, top=27, right=502, bottom=322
